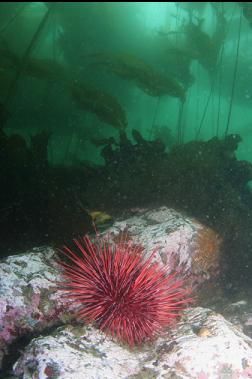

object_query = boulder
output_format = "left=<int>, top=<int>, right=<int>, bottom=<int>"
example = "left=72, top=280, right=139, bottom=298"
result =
left=13, top=307, right=252, bottom=379
left=0, top=207, right=222, bottom=372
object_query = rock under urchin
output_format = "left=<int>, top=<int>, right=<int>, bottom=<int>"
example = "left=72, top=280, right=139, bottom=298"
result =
left=58, top=235, right=191, bottom=346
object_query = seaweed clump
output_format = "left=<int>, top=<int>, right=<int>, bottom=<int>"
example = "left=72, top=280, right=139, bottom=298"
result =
left=2, top=125, right=252, bottom=289
left=0, top=39, right=127, bottom=130
left=182, top=11, right=227, bottom=74
left=84, top=131, right=252, bottom=287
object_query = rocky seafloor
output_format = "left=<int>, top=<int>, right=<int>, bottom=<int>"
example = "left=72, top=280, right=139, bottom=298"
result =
left=1, top=207, right=252, bottom=379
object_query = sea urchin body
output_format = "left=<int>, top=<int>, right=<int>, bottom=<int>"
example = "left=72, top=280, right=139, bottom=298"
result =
left=58, top=235, right=191, bottom=347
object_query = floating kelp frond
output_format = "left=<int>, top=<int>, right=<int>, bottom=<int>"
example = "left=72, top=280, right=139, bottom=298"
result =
left=184, top=21, right=214, bottom=70
left=70, top=83, right=127, bottom=130
left=112, top=53, right=153, bottom=76
left=90, top=52, right=186, bottom=101
left=136, top=69, right=186, bottom=100
left=0, top=42, right=127, bottom=130
left=0, top=42, right=128, bottom=130
left=88, top=52, right=152, bottom=79
left=183, top=12, right=226, bottom=73
left=0, top=39, right=67, bottom=87
left=22, top=57, right=68, bottom=83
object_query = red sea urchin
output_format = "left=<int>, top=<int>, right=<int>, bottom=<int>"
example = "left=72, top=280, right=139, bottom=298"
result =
left=58, top=234, right=192, bottom=347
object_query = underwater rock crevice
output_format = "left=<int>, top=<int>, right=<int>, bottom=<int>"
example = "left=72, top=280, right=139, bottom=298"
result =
left=1, top=321, right=65, bottom=378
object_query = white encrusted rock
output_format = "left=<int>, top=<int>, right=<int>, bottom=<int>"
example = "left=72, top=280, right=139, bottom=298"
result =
left=13, top=307, right=252, bottom=379
left=104, top=206, right=222, bottom=286
left=13, top=325, right=144, bottom=379
left=0, top=247, right=66, bottom=369
left=151, top=307, right=252, bottom=378
left=0, top=207, right=222, bottom=371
